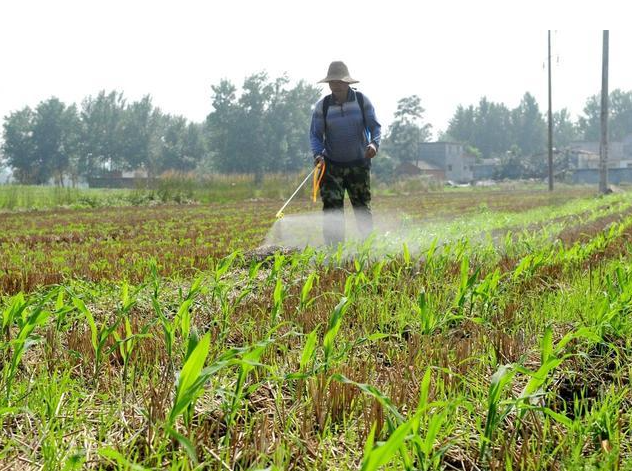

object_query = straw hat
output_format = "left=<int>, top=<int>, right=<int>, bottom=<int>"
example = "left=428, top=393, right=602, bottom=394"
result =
left=318, top=61, right=359, bottom=84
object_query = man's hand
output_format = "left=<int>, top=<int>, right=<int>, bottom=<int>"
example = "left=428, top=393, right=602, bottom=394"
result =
left=314, top=154, right=325, bottom=166
left=364, top=143, right=377, bottom=159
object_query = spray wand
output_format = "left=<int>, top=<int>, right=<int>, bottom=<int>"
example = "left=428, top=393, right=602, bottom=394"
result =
left=275, top=162, right=326, bottom=219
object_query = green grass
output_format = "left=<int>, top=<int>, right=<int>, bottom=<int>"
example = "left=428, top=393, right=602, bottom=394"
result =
left=0, top=173, right=321, bottom=211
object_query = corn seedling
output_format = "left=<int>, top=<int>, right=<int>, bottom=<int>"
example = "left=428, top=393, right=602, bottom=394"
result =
left=454, top=257, right=480, bottom=315
left=1, top=292, right=28, bottom=342
left=298, top=272, right=318, bottom=311
left=323, top=297, right=350, bottom=370
left=270, top=276, right=287, bottom=324
left=169, top=332, right=211, bottom=426
left=3, top=294, right=52, bottom=401
left=72, top=296, right=122, bottom=383
left=480, top=364, right=516, bottom=460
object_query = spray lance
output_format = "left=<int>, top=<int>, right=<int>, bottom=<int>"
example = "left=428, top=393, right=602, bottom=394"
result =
left=275, top=161, right=326, bottom=219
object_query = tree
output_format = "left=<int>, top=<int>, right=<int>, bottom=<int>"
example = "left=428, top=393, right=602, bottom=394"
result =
left=205, top=79, right=239, bottom=173
left=237, top=72, right=274, bottom=184
left=118, top=95, right=163, bottom=176
left=510, top=92, right=546, bottom=156
left=3, top=100, right=79, bottom=186
left=283, top=81, right=321, bottom=171
left=60, top=104, right=82, bottom=186
left=2, top=108, right=37, bottom=184
left=578, top=89, right=632, bottom=141
left=182, top=123, right=207, bottom=171
left=79, top=90, right=126, bottom=176
left=553, top=108, right=579, bottom=148
left=156, top=115, right=203, bottom=173
left=263, top=78, right=320, bottom=172
left=261, top=75, right=291, bottom=173
left=205, top=73, right=319, bottom=180
left=447, top=97, right=513, bottom=158
left=31, top=98, right=78, bottom=186
left=383, top=95, right=432, bottom=164
left=474, top=98, right=513, bottom=158
left=446, top=105, right=476, bottom=144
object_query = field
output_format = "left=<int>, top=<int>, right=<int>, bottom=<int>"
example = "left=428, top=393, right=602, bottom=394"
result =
left=2, top=184, right=632, bottom=470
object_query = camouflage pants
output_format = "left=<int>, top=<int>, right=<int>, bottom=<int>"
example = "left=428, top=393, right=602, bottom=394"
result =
left=320, top=164, right=372, bottom=245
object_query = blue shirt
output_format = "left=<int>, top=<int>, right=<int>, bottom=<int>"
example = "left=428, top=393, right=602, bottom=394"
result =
left=310, top=89, right=381, bottom=167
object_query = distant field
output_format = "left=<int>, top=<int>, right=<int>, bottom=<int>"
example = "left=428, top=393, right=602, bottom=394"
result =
left=0, top=174, right=333, bottom=211
left=3, top=186, right=632, bottom=470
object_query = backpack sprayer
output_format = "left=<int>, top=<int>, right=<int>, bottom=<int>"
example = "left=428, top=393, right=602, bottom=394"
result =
left=275, top=161, right=326, bottom=219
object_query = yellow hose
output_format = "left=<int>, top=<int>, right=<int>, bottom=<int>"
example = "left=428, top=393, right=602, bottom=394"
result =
left=312, top=161, right=326, bottom=202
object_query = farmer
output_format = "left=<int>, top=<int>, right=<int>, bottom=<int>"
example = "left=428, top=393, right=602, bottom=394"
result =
left=310, top=61, right=382, bottom=246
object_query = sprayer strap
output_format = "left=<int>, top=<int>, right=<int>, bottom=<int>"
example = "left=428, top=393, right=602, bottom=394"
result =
left=312, top=161, right=326, bottom=202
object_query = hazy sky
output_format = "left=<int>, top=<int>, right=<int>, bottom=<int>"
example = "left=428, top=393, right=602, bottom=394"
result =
left=0, top=0, right=629, bottom=138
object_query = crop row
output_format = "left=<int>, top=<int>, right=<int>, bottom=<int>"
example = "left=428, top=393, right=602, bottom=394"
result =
left=0, top=188, right=600, bottom=295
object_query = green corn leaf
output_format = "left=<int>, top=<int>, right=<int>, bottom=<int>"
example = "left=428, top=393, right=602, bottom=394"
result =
left=55, top=288, right=65, bottom=311
left=72, top=297, right=97, bottom=353
left=166, top=426, right=198, bottom=465
left=216, top=252, right=238, bottom=279
left=362, top=422, right=377, bottom=465
left=176, top=332, right=210, bottom=395
left=185, top=327, right=200, bottom=361
left=171, top=333, right=210, bottom=422
left=541, top=407, right=573, bottom=428
left=188, top=275, right=204, bottom=298
left=421, top=410, right=447, bottom=456
left=361, top=419, right=413, bottom=471
left=3, top=293, right=27, bottom=332
left=121, top=282, right=129, bottom=311
left=299, top=327, right=319, bottom=372
left=249, top=260, right=264, bottom=280
left=541, top=327, right=553, bottom=364
left=426, top=238, right=438, bottom=261
left=300, top=273, right=317, bottom=308
left=343, top=275, right=356, bottom=298
left=176, top=298, right=194, bottom=340
left=323, top=297, right=349, bottom=363
left=8, top=306, right=51, bottom=393
left=557, top=326, right=602, bottom=351
left=402, top=242, right=411, bottom=265
left=417, top=367, right=432, bottom=413
left=364, top=332, right=390, bottom=342
left=459, top=257, right=469, bottom=291
left=481, top=364, right=516, bottom=457
left=519, top=357, right=563, bottom=400
left=513, top=255, right=532, bottom=280
left=97, top=448, right=148, bottom=471
left=273, top=277, right=285, bottom=307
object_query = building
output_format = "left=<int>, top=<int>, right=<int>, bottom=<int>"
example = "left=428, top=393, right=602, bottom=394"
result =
left=570, top=134, right=632, bottom=183
left=87, top=168, right=153, bottom=188
left=394, top=160, right=445, bottom=180
left=417, top=142, right=475, bottom=183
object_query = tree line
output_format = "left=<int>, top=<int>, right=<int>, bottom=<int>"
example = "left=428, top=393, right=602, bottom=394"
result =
left=1, top=92, right=205, bottom=186
left=381, top=89, right=632, bottom=180
left=0, top=73, right=320, bottom=186
left=444, top=89, right=632, bottom=156
left=2, top=71, right=632, bottom=185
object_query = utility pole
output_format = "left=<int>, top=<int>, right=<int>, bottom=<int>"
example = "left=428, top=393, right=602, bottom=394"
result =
left=547, top=31, right=554, bottom=191
left=599, top=30, right=609, bottom=194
